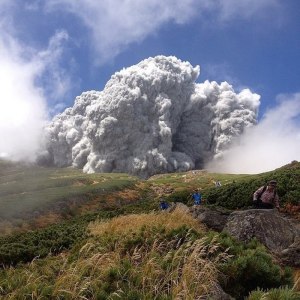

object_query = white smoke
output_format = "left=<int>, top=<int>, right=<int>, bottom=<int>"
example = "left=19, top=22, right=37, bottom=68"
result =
left=43, top=56, right=260, bottom=177
left=206, top=93, right=300, bottom=174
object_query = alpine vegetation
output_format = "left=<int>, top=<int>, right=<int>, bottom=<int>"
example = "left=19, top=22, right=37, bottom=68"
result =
left=42, top=56, right=260, bottom=177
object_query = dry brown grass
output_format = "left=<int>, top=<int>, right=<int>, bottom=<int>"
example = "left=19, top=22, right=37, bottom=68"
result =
left=0, top=212, right=64, bottom=236
left=54, top=220, right=220, bottom=299
left=1, top=207, right=227, bottom=299
left=294, top=269, right=300, bottom=291
left=0, top=220, right=15, bottom=235
left=147, top=236, right=228, bottom=299
left=34, top=212, right=63, bottom=228
left=75, top=185, right=143, bottom=215
left=88, top=206, right=206, bottom=237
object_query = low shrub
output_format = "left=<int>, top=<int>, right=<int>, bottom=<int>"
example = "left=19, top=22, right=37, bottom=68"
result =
left=166, top=189, right=191, bottom=204
left=247, top=286, right=300, bottom=300
left=212, top=232, right=293, bottom=299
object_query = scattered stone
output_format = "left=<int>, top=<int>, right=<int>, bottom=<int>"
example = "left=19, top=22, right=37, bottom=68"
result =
left=203, top=283, right=234, bottom=300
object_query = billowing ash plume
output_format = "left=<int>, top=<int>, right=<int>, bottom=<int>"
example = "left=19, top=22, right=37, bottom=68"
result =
left=42, top=56, right=260, bottom=178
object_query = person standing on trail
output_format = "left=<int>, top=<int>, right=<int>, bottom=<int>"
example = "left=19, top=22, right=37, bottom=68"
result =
left=253, top=180, right=280, bottom=209
left=215, top=180, right=222, bottom=187
left=191, top=189, right=202, bottom=205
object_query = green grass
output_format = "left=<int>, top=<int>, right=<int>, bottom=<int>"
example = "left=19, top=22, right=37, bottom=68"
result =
left=0, top=160, right=138, bottom=220
left=147, top=161, right=300, bottom=210
left=1, top=159, right=299, bottom=230
left=247, top=286, right=300, bottom=300
left=0, top=209, right=294, bottom=299
left=149, top=169, right=252, bottom=189
left=0, top=160, right=299, bottom=298
left=203, top=161, right=300, bottom=209
left=0, top=197, right=161, bottom=267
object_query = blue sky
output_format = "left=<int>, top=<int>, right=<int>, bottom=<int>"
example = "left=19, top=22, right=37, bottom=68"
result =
left=0, top=0, right=300, bottom=168
left=1, top=1, right=299, bottom=115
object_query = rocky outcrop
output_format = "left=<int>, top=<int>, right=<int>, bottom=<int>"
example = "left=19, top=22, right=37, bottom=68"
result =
left=190, top=206, right=231, bottom=231
left=223, top=209, right=297, bottom=252
left=280, top=238, right=300, bottom=267
left=222, top=209, right=300, bottom=267
left=187, top=206, right=300, bottom=267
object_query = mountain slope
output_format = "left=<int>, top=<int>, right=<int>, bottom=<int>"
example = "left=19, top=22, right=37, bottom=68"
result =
left=0, top=207, right=297, bottom=300
left=0, top=161, right=299, bottom=299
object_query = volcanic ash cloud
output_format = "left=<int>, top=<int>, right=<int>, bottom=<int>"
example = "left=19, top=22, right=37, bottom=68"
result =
left=42, top=56, right=260, bottom=177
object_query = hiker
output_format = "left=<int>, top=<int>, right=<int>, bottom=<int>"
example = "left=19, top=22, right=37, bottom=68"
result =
left=159, top=199, right=169, bottom=210
left=191, top=189, right=202, bottom=205
left=215, top=180, right=222, bottom=187
left=253, top=180, right=280, bottom=209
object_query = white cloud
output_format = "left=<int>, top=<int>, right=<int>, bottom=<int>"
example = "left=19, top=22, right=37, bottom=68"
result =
left=0, top=10, right=71, bottom=161
left=46, top=0, right=199, bottom=63
left=206, top=93, right=300, bottom=173
left=36, top=30, right=72, bottom=102
left=45, top=0, right=281, bottom=63
left=0, top=34, right=47, bottom=161
left=216, top=0, right=281, bottom=21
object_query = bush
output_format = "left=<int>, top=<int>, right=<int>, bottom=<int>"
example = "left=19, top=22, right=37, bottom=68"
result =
left=0, top=193, right=161, bottom=267
left=213, top=233, right=293, bottom=299
left=166, top=189, right=190, bottom=204
left=0, top=222, right=87, bottom=266
left=247, top=286, right=300, bottom=300
left=0, top=209, right=121, bottom=266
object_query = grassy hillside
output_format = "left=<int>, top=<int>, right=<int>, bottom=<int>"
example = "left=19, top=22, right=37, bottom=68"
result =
left=146, top=161, right=300, bottom=214
left=203, top=160, right=300, bottom=210
left=0, top=207, right=297, bottom=300
left=2, top=160, right=299, bottom=225
left=0, top=160, right=300, bottom=299
left=0, top=158, right=299, bottom=241
left=0, top=160, right=139, bottom=232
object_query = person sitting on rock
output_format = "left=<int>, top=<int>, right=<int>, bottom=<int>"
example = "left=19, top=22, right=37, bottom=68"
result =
left=253, top=180, right=280, bottom=209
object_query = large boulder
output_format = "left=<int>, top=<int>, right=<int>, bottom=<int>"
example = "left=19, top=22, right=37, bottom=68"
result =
left=173, top=204, right=300, bottom=266
left=223, top=209, right=300, bottom=258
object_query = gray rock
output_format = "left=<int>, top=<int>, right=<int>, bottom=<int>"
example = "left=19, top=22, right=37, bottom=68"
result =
left=190, top=206, right=231, bottom=231
left=173, top=202, right=190, bottom=213
left=201, top=283, right=234, bottom=300
left=223, top=209, right=298, bottom=253
left=165, top=202, right=190, bottom=213
left=280, top=237, right=300, bottom=267
left=176, top=204, right=300, bottom=267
